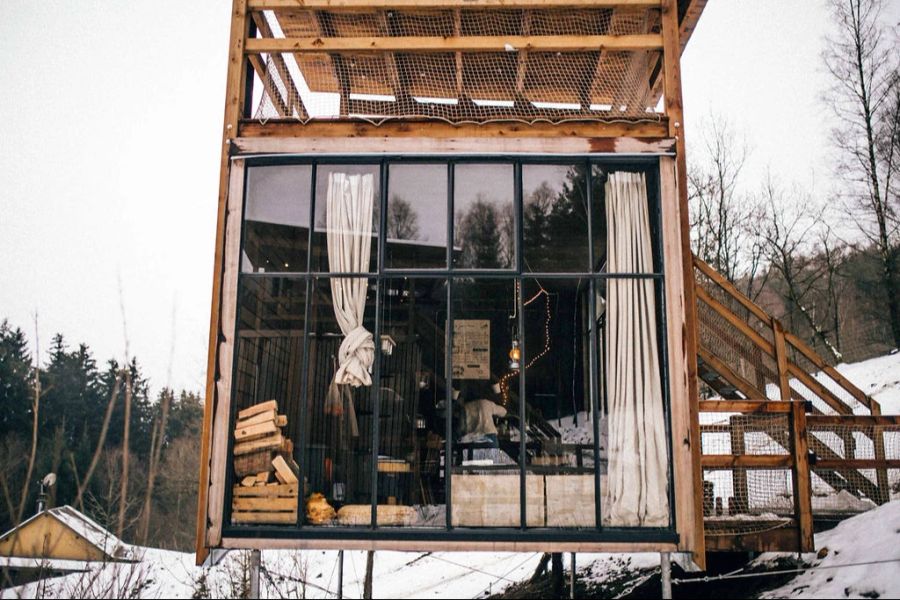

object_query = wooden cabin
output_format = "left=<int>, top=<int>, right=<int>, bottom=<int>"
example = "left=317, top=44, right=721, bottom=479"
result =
left=195, top=0, right=900, bottom=570
left=0, top=506, right=135, bottom=583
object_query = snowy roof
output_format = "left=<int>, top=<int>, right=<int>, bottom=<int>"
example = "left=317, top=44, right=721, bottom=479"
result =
left=0, top=505, right=137, bottom=562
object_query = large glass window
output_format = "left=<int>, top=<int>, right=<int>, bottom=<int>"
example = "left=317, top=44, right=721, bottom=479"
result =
left=228, top=158, right=672, bottom=537
left=386, top=164, right=448, bottom=270
left=242, top=165, right=312, bottom=273
left=453, top=163, right=515, bottom=270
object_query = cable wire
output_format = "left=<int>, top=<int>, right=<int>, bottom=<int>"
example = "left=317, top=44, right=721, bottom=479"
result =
left=673, top=557, right=900, bottom=585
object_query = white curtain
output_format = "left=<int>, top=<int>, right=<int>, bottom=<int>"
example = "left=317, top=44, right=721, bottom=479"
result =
left=604, top=171, right=670, bottom=527
left=323, top=172, right=375, bottom=431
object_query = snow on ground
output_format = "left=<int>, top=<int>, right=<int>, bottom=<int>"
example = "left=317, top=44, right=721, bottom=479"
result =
left=1, top=548, right=548, bottom=599
left=756, top=500, right=900, bottom=599
left=836, top=350, right=900, bottom=414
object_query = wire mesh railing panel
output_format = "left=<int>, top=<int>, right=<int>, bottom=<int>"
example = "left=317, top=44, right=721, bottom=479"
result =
left=249, top=7, right=667, bottom=125
left=695, top=300, right=781, bottom=399
left=702, top=468, right=795, bottom=535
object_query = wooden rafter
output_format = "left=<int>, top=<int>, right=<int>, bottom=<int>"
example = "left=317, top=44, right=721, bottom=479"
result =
left=245, top=33, right=663, bottom=53
left=251, top=11, right=309, bottom=119
left=248, top=53, right=290, bottom=116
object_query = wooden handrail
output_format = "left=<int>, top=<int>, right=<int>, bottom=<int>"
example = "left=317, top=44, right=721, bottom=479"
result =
left=783, top=331, right=879, bottom=413
left=693, top=256, right=771, bottom=325
left=700, top=455, right=793, bottom=468
left=692, top=254, right=877, bottom=416
left=808, top=415, right=900, bottom=426
left=698, top=400, right=800, bottom=413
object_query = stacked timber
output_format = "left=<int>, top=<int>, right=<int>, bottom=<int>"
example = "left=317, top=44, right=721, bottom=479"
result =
left=231, top=400, right=301, bottom=525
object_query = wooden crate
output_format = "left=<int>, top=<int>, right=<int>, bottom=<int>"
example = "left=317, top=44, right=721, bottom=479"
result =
left=231, top=484, right=299, bottom=525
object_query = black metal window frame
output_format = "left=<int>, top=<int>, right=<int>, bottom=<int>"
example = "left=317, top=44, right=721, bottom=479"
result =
left=222, top=154, right=678, bottom=545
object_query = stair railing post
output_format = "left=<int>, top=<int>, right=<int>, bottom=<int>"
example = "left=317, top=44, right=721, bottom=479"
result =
left=789, top=401, right=815, bottom=552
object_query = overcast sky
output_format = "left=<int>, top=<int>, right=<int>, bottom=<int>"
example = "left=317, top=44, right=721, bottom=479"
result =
left=1, top=1, right=896, bottom=395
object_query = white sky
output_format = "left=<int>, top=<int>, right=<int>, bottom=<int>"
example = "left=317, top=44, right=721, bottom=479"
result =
left=1, top=1, right=896, bottom=395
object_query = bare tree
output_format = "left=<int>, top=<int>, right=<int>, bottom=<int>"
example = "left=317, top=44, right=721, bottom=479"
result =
left=386, top=194, right=420, bottom=240
left=760, top=178, right=843, bottom=361
left=819, top=224, right=851, bottom=354
left=137, top=388, right=172, bottom=545
left=688, top=114, right=768, bottom=299
left=824, top=0, right=900, bottom=347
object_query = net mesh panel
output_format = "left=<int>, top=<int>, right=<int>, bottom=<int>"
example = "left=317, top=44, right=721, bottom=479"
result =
left=701, top=411, right=899, bottom=536
left=250, top=7, right=666, bottom=125
left=694, top=269, right=781, bottom=401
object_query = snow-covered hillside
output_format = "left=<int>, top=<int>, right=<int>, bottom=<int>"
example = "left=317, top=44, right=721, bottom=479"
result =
left=757, top=500, right=900, bottom=599
left=3, top=352, right=899, bottom=599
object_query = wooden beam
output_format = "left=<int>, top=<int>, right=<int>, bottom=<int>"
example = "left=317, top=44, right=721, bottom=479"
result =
left=223, top=537, right=679, bottom=553
left=814, top=459, right=900, bottom=469
left=783, top=331, right=878, bottom=413
left=196, top=0, right=250, bottom=567
left=786, top=362, right=853, bottom=415
left=700, top=455, right=793, bottom=469
left=250, top=0, right=661, bottom=9
left=695, top=287, right=776, bottom=356
left=251, top=11, right=308, bottom=119
left=693, top=256, right=772, bottom=325
left=807, top=415, right=900, bottom=426
left=245, top=34, right=663, bottom=54
left=772, top=318, right=791, bottom=401
left=698, top=400, right=795, bottom=414
left=237, top=118, right=670, bottom=139
left=660, top=0, right=703, bottom=568
left=248, top=54, right=289, bottom=117
left=703, top=526, right=799, bottom=553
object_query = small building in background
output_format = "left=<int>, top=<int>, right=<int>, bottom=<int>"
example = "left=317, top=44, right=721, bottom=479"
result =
left=0, top=505, right=136, bottom=586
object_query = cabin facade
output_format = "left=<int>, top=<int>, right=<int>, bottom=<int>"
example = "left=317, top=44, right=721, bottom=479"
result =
left=196, top=0, right=899, bottom=569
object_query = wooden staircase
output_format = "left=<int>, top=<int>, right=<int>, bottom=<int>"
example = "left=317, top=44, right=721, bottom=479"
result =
left=692, top=255, right=900, bottom=553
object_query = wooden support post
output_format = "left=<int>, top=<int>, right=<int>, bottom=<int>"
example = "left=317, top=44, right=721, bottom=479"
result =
left=364, top=550, right=374, bottom=600
left=660, top=552, right=672, bottom=600
left=772, top=318, right=791, bottom=401
left=551, top=552, right=564, bottom=598
left=569, top=552, right=576, bottom=600
left=249, top=548, right=261, bottom=599
left=872, top=424, right=890, bottom=505
left=661, top=0, right=705, bottom=569
left=196, top=0, right=251, bottom=566
left=790, top=401, right=814, bottom=552
left=337, top=550, right=344, bottom=599
left=729, top=416, right=749, bottom=514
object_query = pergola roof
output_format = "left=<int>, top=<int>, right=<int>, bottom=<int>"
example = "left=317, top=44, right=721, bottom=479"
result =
left=246, top=0, right=706, bottom=124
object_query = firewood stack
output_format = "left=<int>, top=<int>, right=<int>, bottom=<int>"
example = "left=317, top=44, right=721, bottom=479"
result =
left=231, top=400, right=301, bottom=525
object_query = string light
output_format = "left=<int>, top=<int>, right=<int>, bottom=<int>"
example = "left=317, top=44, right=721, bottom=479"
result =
left=499, top=285, right=553, bottom=406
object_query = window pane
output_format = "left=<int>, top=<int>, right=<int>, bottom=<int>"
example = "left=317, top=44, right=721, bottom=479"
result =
left=231, top=276, right=307, bottom=527
left=302, top=276, right=377, bottom=527
left=523, top=164, right=590, bottom=273
left=242, top=165, right=312, bottom=273
left=522, top=278, right=597, bottom=529
left=377, top=278, right=448, bottom=527
left=449, top=278, right=527, bottom=527
left=453, top=164, right=515, bottom=269
left=596, top=278, right=671, bottom=527
left=386, top=164, right=448, bottom=270
left=312, top=165, right=380, bottom=273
